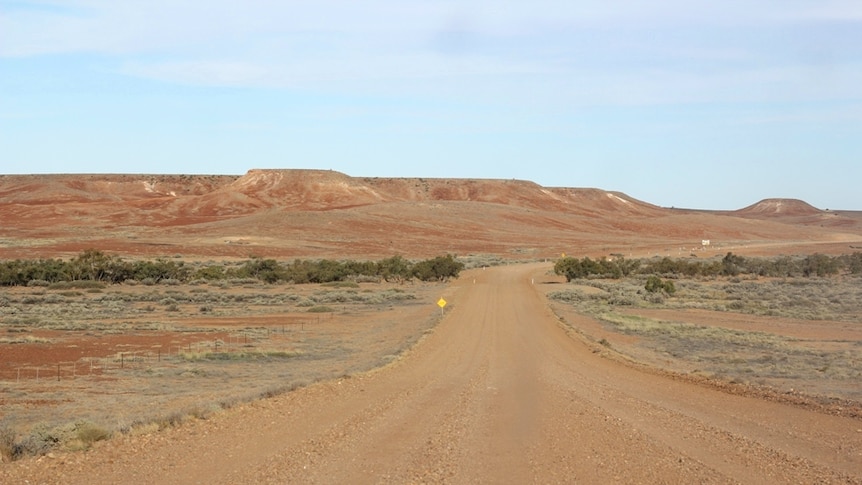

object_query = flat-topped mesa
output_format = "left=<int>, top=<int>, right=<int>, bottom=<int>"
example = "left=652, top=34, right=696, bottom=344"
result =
left=0, top=170, right=668, bottom=221
left=544, top=187, right=665, bottom=216
left=0, top=173, right=230, bottom=205
left=360, top=177, right=565, bottom=210
left=205, top=169, right=385, bottom=211
left=1, top=170, right=859, bottom=260
left=736, top=198, right=822, bottom=217
left=353, top=176, right=663, bottom=214
left=224, top=171, right=657, bottom=212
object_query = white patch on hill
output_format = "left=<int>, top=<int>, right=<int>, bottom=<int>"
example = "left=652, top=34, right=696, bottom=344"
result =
left=606, top=193, right=631, bottom=205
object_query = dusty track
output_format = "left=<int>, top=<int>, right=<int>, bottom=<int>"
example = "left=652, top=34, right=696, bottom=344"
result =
left=3, top=264, right=861, bottom=483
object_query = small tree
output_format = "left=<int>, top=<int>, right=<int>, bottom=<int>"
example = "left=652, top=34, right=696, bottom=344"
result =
left=802, top=253, right=839, bottom=277
left=412, top=255, right=464, bottom=282
left=377, top=255, right=411, bottom=283
left=645, top=275, right=675, bottom=295
left=240, top=257, right=284, bottom=283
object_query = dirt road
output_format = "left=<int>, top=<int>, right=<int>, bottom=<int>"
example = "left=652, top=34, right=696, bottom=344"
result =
left=3, top=263, right=861, bottom=484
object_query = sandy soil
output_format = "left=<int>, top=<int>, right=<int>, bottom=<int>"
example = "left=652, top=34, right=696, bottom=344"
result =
left=0, top=280, right=444, bottom=438
left=2, top=264, right=860, bottom=484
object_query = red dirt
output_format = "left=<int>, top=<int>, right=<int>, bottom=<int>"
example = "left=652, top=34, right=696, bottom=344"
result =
left=2, top=170, right=861, bottom=260
left=2, top=170, right=862, bottom=482
left=2, top=264, right=860, bottom=483
left=0, top=331, right=228, bottom=380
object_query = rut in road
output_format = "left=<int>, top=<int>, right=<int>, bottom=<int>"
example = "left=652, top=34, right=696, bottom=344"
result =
left=2, top=263, right=860, bottom=484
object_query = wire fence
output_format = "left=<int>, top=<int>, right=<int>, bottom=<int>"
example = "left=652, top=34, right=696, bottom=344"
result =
left=4, top=318, right=329, bottom=384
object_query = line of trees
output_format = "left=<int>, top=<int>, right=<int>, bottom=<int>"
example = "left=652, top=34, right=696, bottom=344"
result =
left=554, top=252, right=862, bottom=282
left=0, top=251, right=464, bottom=286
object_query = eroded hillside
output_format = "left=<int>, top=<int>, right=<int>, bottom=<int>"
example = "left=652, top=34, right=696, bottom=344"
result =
left=1, top=170, right=861, bottom=259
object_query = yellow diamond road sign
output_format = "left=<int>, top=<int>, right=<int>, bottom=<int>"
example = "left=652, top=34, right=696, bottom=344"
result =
left=437, top=298, right=447, bottom=308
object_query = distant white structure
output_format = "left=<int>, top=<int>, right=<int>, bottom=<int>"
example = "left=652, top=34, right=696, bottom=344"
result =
left=702, top=239, right=710, bottom=247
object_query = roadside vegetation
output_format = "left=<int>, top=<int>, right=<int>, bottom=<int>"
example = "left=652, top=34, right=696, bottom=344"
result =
left=554, top=251, right=862, bottom=281
left=549, top=252, right=862, bottom=403
left=0, top=251, right=464, bottom=287
left=0, top=254, right=455, bottom=462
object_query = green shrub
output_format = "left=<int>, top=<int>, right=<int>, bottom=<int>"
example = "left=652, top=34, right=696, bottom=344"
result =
left=411, top=255, right=464, bottom=281
left=553, top=256, right=639, bottom=281
left=645, top=276, right=676, bottom=295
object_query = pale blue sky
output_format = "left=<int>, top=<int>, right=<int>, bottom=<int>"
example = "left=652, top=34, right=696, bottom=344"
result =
left=1, top=1, right=860, bottom=210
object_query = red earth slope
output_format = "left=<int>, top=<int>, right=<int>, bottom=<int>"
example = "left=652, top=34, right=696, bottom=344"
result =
left=1, top=170, right=861, bottom=259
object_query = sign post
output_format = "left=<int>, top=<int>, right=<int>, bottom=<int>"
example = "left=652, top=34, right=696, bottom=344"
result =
left=437, top=297, right=447, bottom=317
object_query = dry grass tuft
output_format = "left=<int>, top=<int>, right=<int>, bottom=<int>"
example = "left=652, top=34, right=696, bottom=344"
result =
left=550, top=275, right=862, bottom=399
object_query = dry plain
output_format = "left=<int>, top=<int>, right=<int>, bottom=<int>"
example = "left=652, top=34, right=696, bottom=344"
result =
left=1, top=170, right=862, bottom=483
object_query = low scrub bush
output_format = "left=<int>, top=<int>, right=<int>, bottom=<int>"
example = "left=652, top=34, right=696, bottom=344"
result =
left=0, top=423, right=16, bottom=462
left=548, top=290, right=586, bottom=303
left=1, top=250, right=467, bottom=286
left=645, top=275, right=676, bottom=295
left=43, top=294, right=65, bottom=304
left=307, top=305, right=335, bottom=313
left=321, top=280, right=360, bottom=288
left=67, top=421, right=111, bottom=451
left=14, top=425, right=61, bottom=458
left=553, top=252, right=862, bottom=281
left=48, top=280, right=106, bottom=290
left=180, top=350, right=301, bottom=362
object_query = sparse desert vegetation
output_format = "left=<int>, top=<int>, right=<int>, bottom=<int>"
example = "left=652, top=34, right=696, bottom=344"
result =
left=0, top=258, right=453, bottom=460
left=548, top=253, right=862, bottom=402
left=0, top=251, right=465, bottom=287
left=3, top=251, right=862, bottom=461
left=1, top=173, right=862, bottom=482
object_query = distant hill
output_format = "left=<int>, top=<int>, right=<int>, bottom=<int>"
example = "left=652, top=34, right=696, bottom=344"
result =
left=735, top=199, right=822, bottom=217
left=1, top=170, right=860, bottom=259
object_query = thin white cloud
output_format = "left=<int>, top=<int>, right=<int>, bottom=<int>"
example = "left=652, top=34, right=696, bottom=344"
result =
left=121, top=60, right=272, bottom=87
left=3, top=0, right=861, bottom=108
left=4, top=0, right=862, bottom=57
